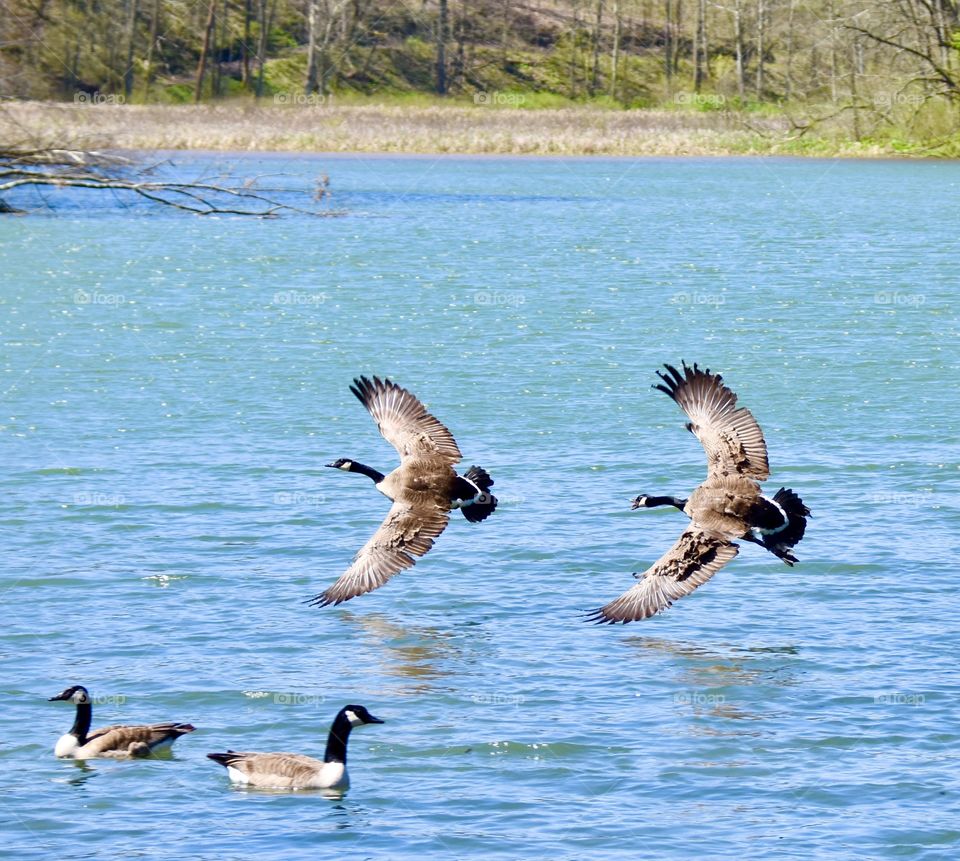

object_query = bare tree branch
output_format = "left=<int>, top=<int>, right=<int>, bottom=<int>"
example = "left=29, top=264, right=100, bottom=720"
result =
left=0, top=147, right=344, bottom=216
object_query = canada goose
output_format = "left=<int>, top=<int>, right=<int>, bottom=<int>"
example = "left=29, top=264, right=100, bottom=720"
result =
left=309, top=375, right=497, bottom=606
left=207, top=704, right=384, bottom=791
left=588, top=361, right=810, bottom=623
left=49, top=685, right=195, bottom=758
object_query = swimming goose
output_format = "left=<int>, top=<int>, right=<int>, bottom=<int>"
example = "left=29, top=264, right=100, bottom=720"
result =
left=588, top=361, right=810, bottom=623
left=49, top=685, right=195, bottom=758
left=309, top=375, right=497, bottom=606
left=207, top=704, right=383, bottom=791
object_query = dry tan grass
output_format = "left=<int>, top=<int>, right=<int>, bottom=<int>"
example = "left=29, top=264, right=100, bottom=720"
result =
left=0, top=100, right=893, bottom=157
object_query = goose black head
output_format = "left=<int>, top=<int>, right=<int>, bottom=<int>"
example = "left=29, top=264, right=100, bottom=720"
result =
left=326, top=458, right=355, bottom=472
left=49, top=685, right=90, bottom=704
left=341, top=704, right=384, bottom=726
left=631, top=495, right=652, bottom=510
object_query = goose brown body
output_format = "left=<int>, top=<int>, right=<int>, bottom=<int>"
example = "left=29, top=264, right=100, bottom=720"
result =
left=589, top=362, right=809, bottom=624
left=207, top=704, right=383, bottom=792
left=311, top=376, right=496, bottom=606
left=49, top=685, right=195, bottom=759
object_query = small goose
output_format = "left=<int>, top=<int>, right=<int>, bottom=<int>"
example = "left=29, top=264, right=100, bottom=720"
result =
left=310, top=375, right=497, bottom=606
left=589, top=361, right=810, bottom=623
left=49, top=685, right=195, bottom=758
left=207, top=704, right=384, bottom=791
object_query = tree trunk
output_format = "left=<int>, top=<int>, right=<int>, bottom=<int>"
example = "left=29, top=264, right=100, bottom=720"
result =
left=437, top=0, right=448, bottom=95
left=672, top=0, right=683, bottom=80
left=306, top=0, right=319, bottom=93
left=694, top=0, right=707, bottom=93
left=755, top=0, right=765, bottom=98
left=609, top=0, right=621, bottom=99
left=734, top=0, right=745, bottom=100
left=664, top=0, right=673, bottom=86
left=570, top=0, right=581, bottom=97
left=123, top=0, right=138, bottom=100
left=784, top=0, right=794, bottom=101
left=453, top=0, right=467, bottom=89
left=590, top=0, right=603, bottom=94
left=849, top=34, right=861, bottom=140
left=828, top=0, right=837, bottom=102
left=141, top=0, right=160, bottom=100
left=213, top=0, right=227, bottom=97
left=256, top=0, right=276, bottom=98
left=242, top=0, right=252, bottom=87
left=194, top=0, right=217, bottom=103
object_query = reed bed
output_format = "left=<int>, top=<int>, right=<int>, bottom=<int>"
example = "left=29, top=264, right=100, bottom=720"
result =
left=1, top=100, right=893, bottom=157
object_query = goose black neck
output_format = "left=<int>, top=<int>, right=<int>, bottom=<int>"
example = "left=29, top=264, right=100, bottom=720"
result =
left=324, top=711, right=354, bottom=764
left=647, top=496, right=687, bottom=510
left=70, top=701, right=92, bottom=744
left=351, top=462, right=385, bottom=483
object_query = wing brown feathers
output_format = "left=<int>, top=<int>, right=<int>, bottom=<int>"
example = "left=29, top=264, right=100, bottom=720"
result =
left=84, top=722, right=195, bottom=756
left=351, top=376, right=462, bottom=464
left=309, top=502, right=450, bottom=606
left=654, top=361, right=769, bottom=480
left=587, top=529, right=739, bottom=623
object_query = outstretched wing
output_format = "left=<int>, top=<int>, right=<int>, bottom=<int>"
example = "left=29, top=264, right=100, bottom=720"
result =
left=654, top=361, right=769, bottom=481
left=308, top=501, right=450, bottom=606
left=587, top=529, right=739, bottom=623
left=351, top=376, right=462, bottom=464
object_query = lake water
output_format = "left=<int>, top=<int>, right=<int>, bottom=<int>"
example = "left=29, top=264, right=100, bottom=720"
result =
left=1, top=154, right=958, bottom=859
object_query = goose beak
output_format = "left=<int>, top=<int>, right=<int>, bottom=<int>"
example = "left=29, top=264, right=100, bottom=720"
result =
left=324, top=462, right=338, bottom=468
left=48, top=693, right=67, bottom=701
left=630, top=497, right=644, bottom=510
left=365, top=714, right=385, bottom=724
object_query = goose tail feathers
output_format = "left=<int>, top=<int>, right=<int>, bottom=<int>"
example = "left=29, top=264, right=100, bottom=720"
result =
left=459, top=466, right=497, bottom=523
left=763, top=487, right=809, bottom=565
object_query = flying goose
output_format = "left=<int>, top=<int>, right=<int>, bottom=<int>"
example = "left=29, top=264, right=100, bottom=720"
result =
left=49, top=685, right=195, bottom=758
left=588, top=361, right=810, bottom=623
left=207, top=704, right=383, bottom=791
left=309, top=375, right=497, bottom=606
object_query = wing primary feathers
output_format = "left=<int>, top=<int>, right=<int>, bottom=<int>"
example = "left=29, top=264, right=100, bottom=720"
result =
left=308, top=502, right=450, bottom=607
left=348, top=375, right=462, bottom=464
left=652, top=360, right=769, bottom=481
left=586, top=529, right=739, bottom=624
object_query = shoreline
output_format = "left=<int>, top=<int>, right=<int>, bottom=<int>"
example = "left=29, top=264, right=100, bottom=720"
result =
left=0, top=100, right=923, bottom=159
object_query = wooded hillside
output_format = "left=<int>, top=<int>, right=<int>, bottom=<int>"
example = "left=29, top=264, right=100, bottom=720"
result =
left=1, top=1, right=958, bottom=141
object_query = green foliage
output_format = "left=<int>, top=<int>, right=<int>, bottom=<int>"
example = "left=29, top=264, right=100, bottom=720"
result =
left=0, top=0, right=957, bottom=153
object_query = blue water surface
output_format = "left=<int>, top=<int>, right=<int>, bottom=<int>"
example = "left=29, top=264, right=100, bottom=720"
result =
left=1, top=153, right=958, bottom=859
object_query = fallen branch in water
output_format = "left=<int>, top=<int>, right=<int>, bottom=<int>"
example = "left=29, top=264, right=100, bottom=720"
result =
left=0, top=147, right=341, bottom=217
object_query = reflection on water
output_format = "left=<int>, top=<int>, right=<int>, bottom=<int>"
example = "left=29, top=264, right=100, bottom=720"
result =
left=51, top=759, right=98, bottom=788
left=339, top=612, right=459, bottom=695
left=621, top=636, right=799, bottom=727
